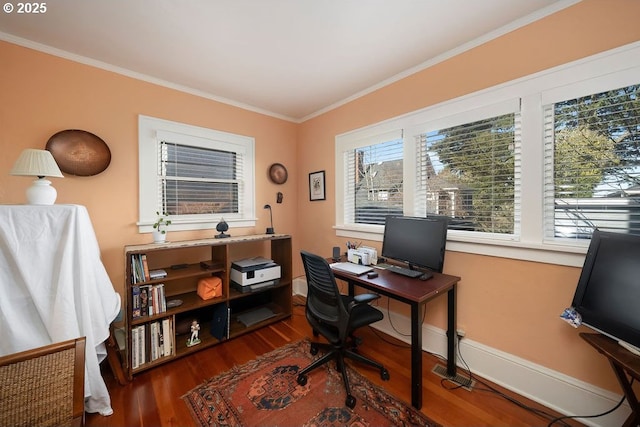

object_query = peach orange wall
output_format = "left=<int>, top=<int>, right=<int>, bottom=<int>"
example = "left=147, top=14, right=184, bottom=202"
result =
left=296, top=0, right=640, bottom=393
left=0, top=41, right=299, bottom=302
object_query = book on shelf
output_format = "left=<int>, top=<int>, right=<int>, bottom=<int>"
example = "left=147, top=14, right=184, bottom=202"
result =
left=131, top=253, right=151, bottom=283
left=131, top=318, right=174, bottom=369
left=162, top=317, right=173, bottom=357
left=135, top=283, right=167, bottom=317
left=131, top=326, right=139, bottom=369
left=132, top=285, right=141, bottom=318
left=132, top=324, right=146, bottom=369
left=141, top=254, right=150, bottom=281
left=149, top=269, right=167, bottom=279
left=210, top=303, right=230, bottom=340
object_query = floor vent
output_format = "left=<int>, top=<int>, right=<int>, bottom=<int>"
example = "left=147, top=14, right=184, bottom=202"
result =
left=431, top=364, right=475, bottom=391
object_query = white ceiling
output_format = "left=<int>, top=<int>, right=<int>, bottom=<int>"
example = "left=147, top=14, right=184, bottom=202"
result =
left=0, top=0, right=578, bottom=122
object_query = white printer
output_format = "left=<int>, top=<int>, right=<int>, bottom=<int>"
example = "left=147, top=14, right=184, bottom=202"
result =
left=230, top=257, right=281, bottom=290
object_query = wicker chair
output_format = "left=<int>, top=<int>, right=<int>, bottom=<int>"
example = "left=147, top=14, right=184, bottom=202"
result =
left=0, top=337, right=86, bottom=427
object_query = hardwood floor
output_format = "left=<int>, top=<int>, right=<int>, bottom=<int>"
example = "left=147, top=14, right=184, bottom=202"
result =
left=88, top=299, right=583, bottom=426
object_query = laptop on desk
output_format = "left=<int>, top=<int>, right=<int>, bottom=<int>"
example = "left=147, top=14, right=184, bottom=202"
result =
left=330, top=262, right=374, bottom=276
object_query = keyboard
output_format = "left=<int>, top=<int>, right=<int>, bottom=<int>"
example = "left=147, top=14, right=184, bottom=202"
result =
left=385, top=264, right=425, bottom=278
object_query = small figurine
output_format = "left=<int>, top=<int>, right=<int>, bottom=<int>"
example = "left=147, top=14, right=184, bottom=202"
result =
left=187, top=320, right=201, bottom=347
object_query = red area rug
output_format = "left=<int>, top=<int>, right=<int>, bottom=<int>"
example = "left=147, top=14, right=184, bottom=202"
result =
left=183, top=339, right=439, bottom=426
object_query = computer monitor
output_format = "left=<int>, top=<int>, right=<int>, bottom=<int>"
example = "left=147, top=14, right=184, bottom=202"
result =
left=381, top=216, right=449, bottom=273
left=571, top=229, right=640, bottom=353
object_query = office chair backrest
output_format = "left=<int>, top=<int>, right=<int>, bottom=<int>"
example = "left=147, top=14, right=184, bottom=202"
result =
left=300, top=250, right=349, bottom=332
left=0, top=337, right=86, bottom=427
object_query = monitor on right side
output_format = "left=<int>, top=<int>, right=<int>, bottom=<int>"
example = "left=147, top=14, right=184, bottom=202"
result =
left=381, top=215, right=449, bottom=273
left=571, top=229, right=640, bottom=353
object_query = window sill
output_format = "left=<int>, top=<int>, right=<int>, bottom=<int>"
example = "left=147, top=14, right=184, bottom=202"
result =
left=138, top=218, right=256, bottom=234
left=334, top=225, right=587, bottom=267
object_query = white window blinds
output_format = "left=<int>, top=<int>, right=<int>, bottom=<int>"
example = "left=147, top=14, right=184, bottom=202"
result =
left=543, top=83, right=640, bottom=240
left=158, top=140, right=242, bottom=216
left=415, top=107, right=521, bottom=235
left=342, top=130, right=404, bottom=225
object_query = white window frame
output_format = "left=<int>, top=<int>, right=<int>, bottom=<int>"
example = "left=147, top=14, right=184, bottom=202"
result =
left=138, top=115, right=255, bottom=233
left=335, top=41, right=640, bottom=267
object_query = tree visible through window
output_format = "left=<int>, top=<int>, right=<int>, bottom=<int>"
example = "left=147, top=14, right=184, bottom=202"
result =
left=545, top=83, right=640, bottom=239
left=423, top=113, right=518, bottom=234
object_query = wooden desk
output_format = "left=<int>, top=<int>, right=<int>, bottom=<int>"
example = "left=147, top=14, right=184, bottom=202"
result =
left=332, top=265, right=461, bottom=409
left=580, top=332, right=640, bottom=427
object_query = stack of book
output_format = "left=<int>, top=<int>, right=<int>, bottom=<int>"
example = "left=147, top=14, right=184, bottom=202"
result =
left=131, top=318, right=174, bottom=369
left=131, top=283, right=167, bottom=318
left=130, top=253, right=167, bottom=283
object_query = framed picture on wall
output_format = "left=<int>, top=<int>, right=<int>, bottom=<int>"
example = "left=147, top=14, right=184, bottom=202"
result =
left=309, top=170, right=326, bottom=201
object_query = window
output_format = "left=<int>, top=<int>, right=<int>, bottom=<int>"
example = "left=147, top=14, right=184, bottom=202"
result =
left=544, top=84, right=640, bottom=241
left=138, top=116, right=255, bottom=232
left=336, top=42, right=640, bottom=266
left=345, top=136, right=404, bottom=225
left=416, top=111, right=520, bottom=235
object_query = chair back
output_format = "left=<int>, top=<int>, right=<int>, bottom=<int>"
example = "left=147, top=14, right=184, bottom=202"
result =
left=300, top=250, right=349, bottom=337
left=0, top=337, right=86, bottom=427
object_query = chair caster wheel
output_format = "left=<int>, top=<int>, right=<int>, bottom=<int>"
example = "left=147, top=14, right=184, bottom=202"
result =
left=310, top=344, right=319, bottom=355
left=297, top=374, right=308, bottom=386
left=345, top=394, right=356, bottom=409
left=380, top=368, right=390, bottom=381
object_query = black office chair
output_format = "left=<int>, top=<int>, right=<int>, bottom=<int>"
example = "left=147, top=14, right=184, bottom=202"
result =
left=297, top=250, right=390, bottom=408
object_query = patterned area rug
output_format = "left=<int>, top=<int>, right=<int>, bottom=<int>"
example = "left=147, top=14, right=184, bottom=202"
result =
left=183, top=339, right=440, bottom=427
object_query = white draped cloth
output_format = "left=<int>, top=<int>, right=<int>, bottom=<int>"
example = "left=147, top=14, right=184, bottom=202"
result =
left=0, top=204, right=121, bottom=415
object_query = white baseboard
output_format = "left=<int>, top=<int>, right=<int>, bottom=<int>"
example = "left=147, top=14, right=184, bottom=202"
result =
left=292, top=281, right=631, bottom=426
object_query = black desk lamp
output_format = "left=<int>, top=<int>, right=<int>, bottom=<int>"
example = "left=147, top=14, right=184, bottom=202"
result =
left=264, top=204, right=275, bottom=234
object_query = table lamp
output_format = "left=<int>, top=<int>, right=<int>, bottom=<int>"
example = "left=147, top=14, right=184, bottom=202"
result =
left=10, top=149, right=64, bottom=205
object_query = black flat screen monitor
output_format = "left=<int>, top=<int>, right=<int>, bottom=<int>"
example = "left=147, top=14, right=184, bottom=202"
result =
left=571, top=229, right=640, bottom=353
left=381, top=215, right=448, bottom=273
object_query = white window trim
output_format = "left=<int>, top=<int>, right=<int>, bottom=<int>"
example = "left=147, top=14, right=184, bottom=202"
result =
left=335, top=41, right=640, bottom=267
left=138, top=115, right=255, bottom=233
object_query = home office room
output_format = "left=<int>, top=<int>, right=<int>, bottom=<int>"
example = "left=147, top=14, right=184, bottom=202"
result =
left=1, top=1, right=639, bottom=426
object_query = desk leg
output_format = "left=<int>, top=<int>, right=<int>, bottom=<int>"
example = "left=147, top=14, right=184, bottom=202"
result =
left=610, top=362, right=640, bottom=427
left=411, top=302, right=423, bottom=409
left=447, top=284, right=457, bottom=377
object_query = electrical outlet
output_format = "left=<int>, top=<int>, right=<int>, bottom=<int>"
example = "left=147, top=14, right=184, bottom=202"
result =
left=456, top=328, right=466, bottom=339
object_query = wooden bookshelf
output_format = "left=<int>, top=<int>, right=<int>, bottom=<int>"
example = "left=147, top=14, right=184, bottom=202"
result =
left=123, top=234, right=292, bottom=379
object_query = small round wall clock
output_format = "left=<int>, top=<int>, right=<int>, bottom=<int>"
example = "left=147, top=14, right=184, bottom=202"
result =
left=268, top=163, right=288, bottom=184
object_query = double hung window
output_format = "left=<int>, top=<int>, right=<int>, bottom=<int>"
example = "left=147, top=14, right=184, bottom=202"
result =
left=138, top=116, right=255, bottom=232
left=543, top=84, right=640, bottom=240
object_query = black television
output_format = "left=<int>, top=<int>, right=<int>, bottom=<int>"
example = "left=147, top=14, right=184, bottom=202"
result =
left=381, top=215, right=449, bottom=273
left=571, top=229, right=640, bottom=354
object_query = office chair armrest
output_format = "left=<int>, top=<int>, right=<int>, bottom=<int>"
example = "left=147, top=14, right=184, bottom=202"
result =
left=352, top=293, right=380, bottom=305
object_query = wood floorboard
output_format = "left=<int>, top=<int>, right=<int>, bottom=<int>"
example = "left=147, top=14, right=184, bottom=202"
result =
left=88, top=300, right=584, bottom=427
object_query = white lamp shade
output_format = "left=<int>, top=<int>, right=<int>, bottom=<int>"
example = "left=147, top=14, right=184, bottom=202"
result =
left=10, top=149, right=64, bottom=178
left=10, top=149, right=63, bottom=205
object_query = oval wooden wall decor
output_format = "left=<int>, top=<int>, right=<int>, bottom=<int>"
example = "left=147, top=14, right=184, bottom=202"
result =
left=46, top=129, right=111, bottom=176
left=268, top=163, right=288, bottom=184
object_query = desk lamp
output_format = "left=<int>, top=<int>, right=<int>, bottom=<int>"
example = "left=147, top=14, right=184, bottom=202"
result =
left=264, top=204, right=274, bottom=234
left=10, top=149, right=64, bottom=205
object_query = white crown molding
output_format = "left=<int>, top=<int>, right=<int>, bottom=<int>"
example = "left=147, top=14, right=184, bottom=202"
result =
left=0, top=31, right=297, bottom=123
